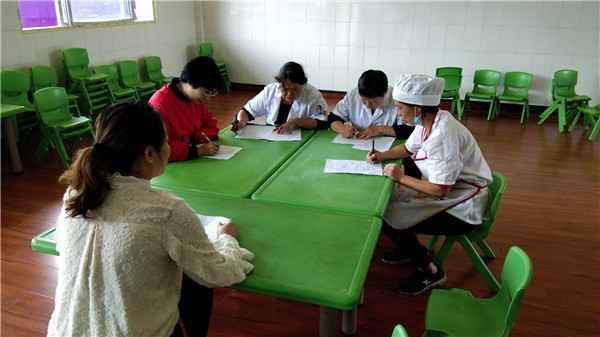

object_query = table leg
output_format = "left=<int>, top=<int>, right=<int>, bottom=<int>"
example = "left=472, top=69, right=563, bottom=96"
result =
left=2, top=116, right=23, bottom=173
left=342, top=307, right=357, bottom=335
left=319, top=306, right=337, bottom=337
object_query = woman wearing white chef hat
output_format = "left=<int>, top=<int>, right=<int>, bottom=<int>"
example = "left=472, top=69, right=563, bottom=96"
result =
left=367, top=73, right=493, bottom=296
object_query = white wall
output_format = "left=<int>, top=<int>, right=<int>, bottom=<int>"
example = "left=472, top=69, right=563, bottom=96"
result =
left=1, top=0, right=199, bottom=85
left=200, top=1, right=599, bottom=106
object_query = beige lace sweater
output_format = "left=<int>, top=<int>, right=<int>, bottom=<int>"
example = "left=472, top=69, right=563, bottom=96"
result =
left=47, top=174, right=254, bottom=337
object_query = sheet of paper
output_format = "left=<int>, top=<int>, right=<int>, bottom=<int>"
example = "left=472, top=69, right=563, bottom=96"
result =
left=332, top=134, right=396, bottom=152
left=198, top=145, right=242, bottom=160
left=324, top=159, right=383, bottom=176
left=235, top=124, right=301, bottom=141
left=197, top=214, right=231, bottom=241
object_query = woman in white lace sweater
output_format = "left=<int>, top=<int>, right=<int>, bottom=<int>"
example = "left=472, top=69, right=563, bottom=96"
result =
left=47, top=101, right=254, bottom=337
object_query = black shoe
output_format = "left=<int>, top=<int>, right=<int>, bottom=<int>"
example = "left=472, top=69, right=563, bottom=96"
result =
left=381, top=249, right=411, bottom=265
left=396, top=266, right=446, bottom=296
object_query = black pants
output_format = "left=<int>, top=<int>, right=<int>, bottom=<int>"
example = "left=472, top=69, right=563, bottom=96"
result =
left=382, top=211, right=475, bottom=269
left=171, top=276, right=213, bottom=337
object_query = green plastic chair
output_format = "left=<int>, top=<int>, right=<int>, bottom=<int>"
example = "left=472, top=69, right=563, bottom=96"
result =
left=1, top=70, right=39, bottom=147
left=117, top=60, right=157, bottom=100
left=143, top=56, right=173, bottom=87
left=199, top=42, right=231, bottom=91
left=568, top=101, right=600, bottom=141
left=426, top=172, right=507, bottom=292
left=62, top=48, right=111, bottom=119
left=437, top=75, right=462, bottom=117
left=435, top=67, right=462, bottom=77
left=461, top=69, right=501, bottom=121
left=495, top=71, right=533, bottom=124
left=391, top=324, right=409, bottom=337
left=94, top=65, right=139, bottom=103
left=423, top=246, right=532, bottom=337
left=31, top=65, right=81, bottom=117
left=538, top=69, right=591, bottom=132
left=33, top=87, right=95, bottom=168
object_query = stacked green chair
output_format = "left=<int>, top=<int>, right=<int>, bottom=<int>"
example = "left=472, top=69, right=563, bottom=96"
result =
left=436, top=67, right=463, bottom=117
left=461, top=69, right=501, bottom=121
left=423, top=246, right=532, bottom=337
left=538, top=69, right=591, bottom=132
left=199, top=42, right=231, bottom=91
left=1, top=70, right=40, bottom=147
left=33, top=87, right=95, bottom=168
left=31, top=65, right=81, bottom=117
left=391, top=324, right=409, bottom=337
left=568, top=101, right=600, bottom=141
left=117, top=60, right=156, bottom=101
left=62, top=48, right=111, bottom=120
left=94, top=65, right=139, bottom=103
left=143, top=56, right=173, bottom=87
left=495, top=71, right=533, bottom=124
left=426, top=172, right=507, bottom=291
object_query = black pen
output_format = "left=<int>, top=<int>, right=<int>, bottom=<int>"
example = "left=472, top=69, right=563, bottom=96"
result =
left=372, top=139, right=375, bottom=153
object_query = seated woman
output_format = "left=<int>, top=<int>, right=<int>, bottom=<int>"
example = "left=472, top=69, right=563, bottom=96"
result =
left=367, top=73, right=493, bottom=296
left=47, top=101, right=254, bottom=337
left=231, top=61, right=328, bottom=134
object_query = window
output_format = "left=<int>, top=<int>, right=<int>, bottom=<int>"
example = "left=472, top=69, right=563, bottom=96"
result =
left=18, top=0, right=155, bottom=31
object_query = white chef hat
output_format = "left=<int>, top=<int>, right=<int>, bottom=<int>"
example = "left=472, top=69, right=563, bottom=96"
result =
left=392, top=73, right=445, bottom=106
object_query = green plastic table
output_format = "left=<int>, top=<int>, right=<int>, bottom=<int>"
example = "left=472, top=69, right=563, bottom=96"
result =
left=252, top=130, right=404, bottom=217
left=1, top=103, right=27, bottom=173
left=31, top=189, right=381, bottom=337
left=150, top=126, right=315, bottom=198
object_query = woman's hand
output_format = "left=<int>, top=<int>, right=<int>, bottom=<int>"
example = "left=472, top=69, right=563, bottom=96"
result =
left=274, top=118, right=296, bottom=134
left=217, top=221, right=238, bottom=239
left=197, top=142, right=220, bottom=156
left=230, top=111, right=248, bottom=133
left=367, top=149, right=384, bottom=164
left=383, top=163, right=404, bottom=183
left=356, top=126, right=379, bottom=139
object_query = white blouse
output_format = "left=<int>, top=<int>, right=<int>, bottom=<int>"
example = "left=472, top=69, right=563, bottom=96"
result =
left=47, top=173, right=254, bottom=337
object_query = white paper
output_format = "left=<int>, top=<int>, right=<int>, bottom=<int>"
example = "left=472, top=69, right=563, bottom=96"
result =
left=324, top=159, right=383, bottom=176
left=197, top=214, right=231, bottom=241
left=332, top=134, right=395, bottom=152
left=198, top=145, right=242, bottom=160
left=235, top=124, right=301, bottom=141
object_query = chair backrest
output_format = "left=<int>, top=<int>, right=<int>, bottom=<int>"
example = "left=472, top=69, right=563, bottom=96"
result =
left=94, top=65, right=121, bottom=90
left=199, top=43, right=215, bottom=58
left=472, top=69, right=501, bottom=95
left=436, top=67, right=462, bottom=77
left=33, top=87, right=72, bottom=125
left=391, top=324, right=409, bottom=337
left=439, top=74, right=462, bottom=92
left=63, top=48, right=93, bottom=80
left=467, top=172, right=507, bottom=242
left=500, top=71, right=532, bottom=99
left=553, top=69, right=579, bottom=98
left=118, top=60, right=141, bottom=85
left=31, top=65, right=59, bottom=92
left=499, top=246, right=533, bottom=334
left=1, top=70, right=33, bottom=107
left=144, top=56, right=164, bottom=81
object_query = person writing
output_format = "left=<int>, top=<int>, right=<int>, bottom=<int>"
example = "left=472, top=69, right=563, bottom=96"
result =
left=47, top=101, right=254, bottom=337
left=149, top=56, right=222, bottom=161
left=230, top=61, right=328, bottom=134
left=328, top=70, right=413, bottom=139
left=367, top=73, right=492, bottom=296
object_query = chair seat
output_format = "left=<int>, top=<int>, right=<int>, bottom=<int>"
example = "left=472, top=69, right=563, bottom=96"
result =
left=565, top=95, right=591, bottom=103
left=72, top=73, right=108, bottom=83
left=466, top=92, right=495, bottom=100
left=48, top=116, right=91, bottom=130
left=497, top=94, right=527, bottom=102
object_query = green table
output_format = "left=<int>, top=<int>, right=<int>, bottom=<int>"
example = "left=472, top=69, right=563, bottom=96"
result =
left=1, top=103, right=27, bottom=173
left=151, top=126, right=315, bottom=198
left=252, top=130, right=404, bottom=217
left=31, top=190, right=381, bottom=337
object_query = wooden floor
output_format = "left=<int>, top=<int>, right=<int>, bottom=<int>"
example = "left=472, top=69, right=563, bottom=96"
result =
left=2, top=87, right=599, bottom=337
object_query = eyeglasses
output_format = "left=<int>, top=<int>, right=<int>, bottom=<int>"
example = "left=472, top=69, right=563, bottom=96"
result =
left=202, top=88, right=218, bottom=97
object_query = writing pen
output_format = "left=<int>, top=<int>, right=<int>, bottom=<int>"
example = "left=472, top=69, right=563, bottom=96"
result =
left=201, top=131, right=212, bottom=143
left=372, top=139, right=375, bottom=153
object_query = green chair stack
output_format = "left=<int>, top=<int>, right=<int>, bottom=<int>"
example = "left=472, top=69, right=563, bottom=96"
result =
left=31, top=65, right=81, bottom=117
left=1, top=70, right=40, bottom=147
left=199, top=42, right=231, bottom=91
left=461, top=69, right=501, bottom=121
left=538, top=69, right=591, bottom=132
left=62, top=48, right=111, bottom=120
left=495, top=71, right=533, bottom=124
left=94, top=65, right=139, bottom=103
left=117, top=60, right=156, bottom=101
left=435, top=67, right=463, bottom=117
left=568, top=101, right=600, bottom=141
left=426, top=172, right=507, bottom=292
left=423, top=246, right=532, bottom=337
left=144, top=56, right=173, bottom=87
left=33, top=87, right=95, bottom=168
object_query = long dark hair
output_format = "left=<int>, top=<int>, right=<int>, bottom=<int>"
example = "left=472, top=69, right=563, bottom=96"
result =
left=59, top=101, right=167, bottom=218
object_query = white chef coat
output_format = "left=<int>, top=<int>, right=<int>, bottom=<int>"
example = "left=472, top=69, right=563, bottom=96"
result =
left=330, top=86, right=407, bottom=130
left=243, top=82, right=327, bottom=125
left=384, top=110, right=493, bottom=229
